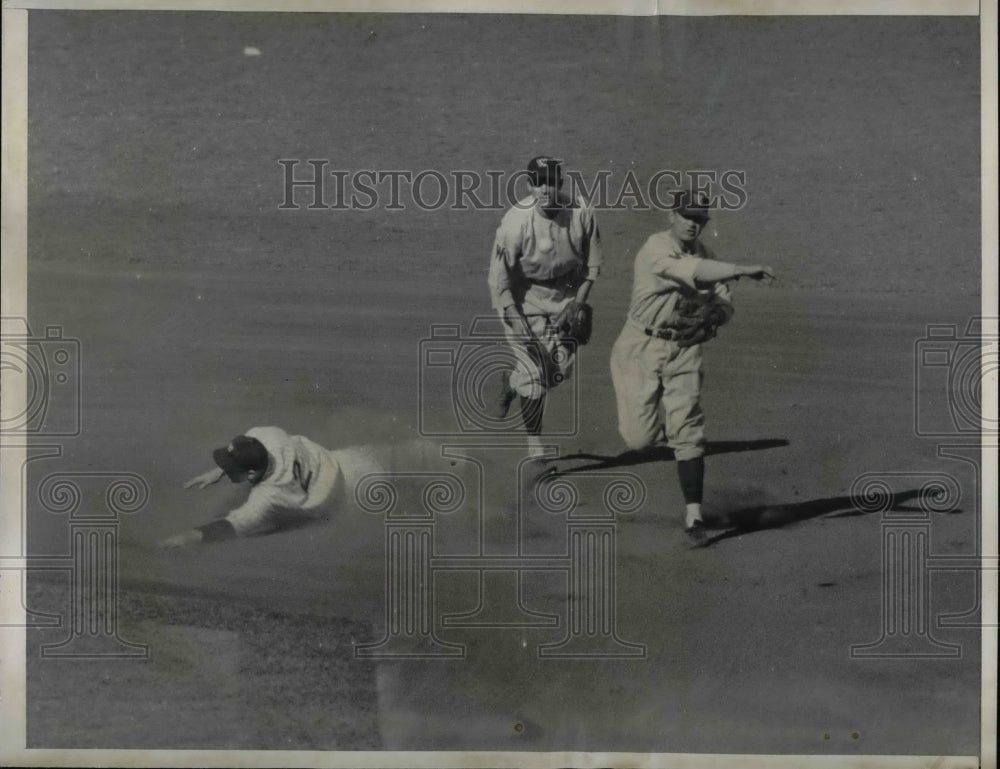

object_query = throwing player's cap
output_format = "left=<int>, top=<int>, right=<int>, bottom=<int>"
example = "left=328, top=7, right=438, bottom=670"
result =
left=527, top=155, right=563, bottom=186
left=213, top=435, right=268, bottom=478
left=669, top=186, right=711, bottom=223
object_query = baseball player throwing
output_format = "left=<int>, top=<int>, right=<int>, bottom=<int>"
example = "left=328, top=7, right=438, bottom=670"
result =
left=487, top=155, right=603, bottom=459
left=609, top=187, right=774, bottom=545
left=158, top=426, right=383, bottom=547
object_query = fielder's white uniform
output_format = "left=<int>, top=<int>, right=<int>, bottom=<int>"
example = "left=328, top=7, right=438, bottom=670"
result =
left=487, top=193, right=603, bottom=399
left=609, top=231, right=734, bottom=460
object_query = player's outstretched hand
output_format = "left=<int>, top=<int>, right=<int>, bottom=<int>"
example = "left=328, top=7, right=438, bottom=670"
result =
left=742, top=265, right=775, bottom=283
left=157, top=529, right=204, bottom=549
left=184, top=467, right=225, bottom=489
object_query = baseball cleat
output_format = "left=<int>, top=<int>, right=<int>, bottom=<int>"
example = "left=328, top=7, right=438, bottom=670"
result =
left=684, top=520, right=710, bottom=548
left=530, top=455, right=557, bottom=473
left=519, top=457, right=558, bottom=498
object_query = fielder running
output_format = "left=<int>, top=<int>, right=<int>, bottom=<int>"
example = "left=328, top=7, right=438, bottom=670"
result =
left=158, top=426, right=396, bottom=548
left=609, top=187, right=774, bottom=545
left=487, top=155, right=603, bottom=459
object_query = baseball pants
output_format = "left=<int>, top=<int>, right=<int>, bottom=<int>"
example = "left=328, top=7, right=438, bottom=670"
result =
left=609, top=321, right=706, bottom=460
left=502, top=312, right=575, bottom=401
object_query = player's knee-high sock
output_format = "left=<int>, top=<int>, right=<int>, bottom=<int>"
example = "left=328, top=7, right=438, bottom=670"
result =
left=676, top=457, right=704, bottom=503
left=677, top=457, right=705, bottom=527
left=520, top=395, right=545, bottom=457
left=520, top=394, right=544, bottom=436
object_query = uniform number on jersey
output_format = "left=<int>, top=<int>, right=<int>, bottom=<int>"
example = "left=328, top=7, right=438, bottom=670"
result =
left=292, top=459, right=313, bottom=492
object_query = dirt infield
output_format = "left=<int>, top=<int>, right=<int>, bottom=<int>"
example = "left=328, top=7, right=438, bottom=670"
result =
left=26, top=577, right=380, bottom=749
left=20, top=10, right=983, bottom=758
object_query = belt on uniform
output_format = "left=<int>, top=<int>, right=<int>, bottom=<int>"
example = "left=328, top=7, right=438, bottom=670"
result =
left=628, top=317, right=682, bottom=341
left=643, top=326, right=683, bottom=341
left=527, top=274, right=578, bottom=289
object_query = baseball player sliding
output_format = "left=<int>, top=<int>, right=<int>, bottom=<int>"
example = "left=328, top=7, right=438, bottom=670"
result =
left=609, top=187, right=774, bottom=546
left=487, top=155, right=603, bottom=460
left=158, top=426, right=384, bottom=548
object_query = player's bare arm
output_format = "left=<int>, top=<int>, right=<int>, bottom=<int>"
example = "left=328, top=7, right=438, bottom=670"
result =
left=158, top=528, right=207, bottom=549
left=158, top=518, right=239, bottom=549
left=184, top=467, right=226, bottom=489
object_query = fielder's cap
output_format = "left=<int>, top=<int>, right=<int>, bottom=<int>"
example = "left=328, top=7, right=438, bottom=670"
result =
left=670, top=187, right=711, bottom=222
left=527, top=155, right=563, bottom=186
left=213, top=435, right=268, bottom=477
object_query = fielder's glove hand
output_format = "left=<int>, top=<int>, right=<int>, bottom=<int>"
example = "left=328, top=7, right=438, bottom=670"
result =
left=673, top=298, right=730, bottom=349
left=554, top=300, right=594, bottom=346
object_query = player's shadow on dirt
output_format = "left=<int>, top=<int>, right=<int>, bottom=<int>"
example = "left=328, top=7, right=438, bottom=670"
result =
left=557, top=439, right=789, bottom=474
left=704, top=488, right=963, bottom=546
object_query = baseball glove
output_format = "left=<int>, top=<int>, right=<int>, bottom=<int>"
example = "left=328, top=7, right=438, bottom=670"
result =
left=554, top=300, right=593, bottom=346
left=673, top=296, right=731, bottom=349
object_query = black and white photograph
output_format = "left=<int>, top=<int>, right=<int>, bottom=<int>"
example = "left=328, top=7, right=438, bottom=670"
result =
left=0, top=1, right=995, bottom=766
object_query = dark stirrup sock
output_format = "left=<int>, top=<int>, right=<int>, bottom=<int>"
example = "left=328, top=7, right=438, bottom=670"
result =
left=676, top=457, right=705, bottom=505
left=519, top=395, right=545, bottom=436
